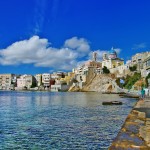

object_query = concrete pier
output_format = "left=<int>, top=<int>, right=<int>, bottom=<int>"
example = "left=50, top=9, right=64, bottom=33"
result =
left=109, top=97, right=150, bottom=149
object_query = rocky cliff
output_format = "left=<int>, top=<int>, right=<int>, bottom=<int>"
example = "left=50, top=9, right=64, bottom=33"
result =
left=69, top=74, right=124, bottom=93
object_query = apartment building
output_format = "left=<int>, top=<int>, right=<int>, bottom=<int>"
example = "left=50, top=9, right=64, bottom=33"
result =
left=17, top=75, right=36, bottom=89
left=0, top=74, right=15, bottom=90
left=42, top=73, right=51, bottom=88
left=131, top=52, right=150, bottom=71
left=142, top=55, right=150, bottom=77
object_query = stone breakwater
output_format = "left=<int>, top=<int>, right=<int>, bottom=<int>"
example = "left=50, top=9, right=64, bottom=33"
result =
left=109, top=97, right=150, bottom=149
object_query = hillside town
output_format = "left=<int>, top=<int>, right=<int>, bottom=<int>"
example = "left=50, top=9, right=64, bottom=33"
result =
left=0, top=48, right=150, bottom=92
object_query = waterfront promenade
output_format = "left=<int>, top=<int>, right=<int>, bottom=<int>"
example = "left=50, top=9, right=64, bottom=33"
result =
left=109, top=96, right=150, bottom=149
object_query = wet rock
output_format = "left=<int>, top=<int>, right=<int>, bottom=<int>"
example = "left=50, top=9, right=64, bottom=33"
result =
left=109, top=97, right=150, bottom=149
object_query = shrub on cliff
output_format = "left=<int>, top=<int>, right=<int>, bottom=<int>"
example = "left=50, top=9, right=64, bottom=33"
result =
left=102, top=66, right=110, bottom=74
left=129, top=65, right=137, bottom=72
left=124, top=72, right=141, bottom=89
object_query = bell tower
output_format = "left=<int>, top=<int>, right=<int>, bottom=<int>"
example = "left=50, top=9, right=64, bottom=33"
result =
left=93, top=52, right=97, bottom=61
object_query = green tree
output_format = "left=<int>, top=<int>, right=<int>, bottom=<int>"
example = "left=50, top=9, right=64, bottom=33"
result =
left=129, top=65, right=137, bottom=72
left=124, top=72, right=141, bottom=89
left=102, top=66, right=110, bottom=74
left=30, top=82, right=37, bottom=88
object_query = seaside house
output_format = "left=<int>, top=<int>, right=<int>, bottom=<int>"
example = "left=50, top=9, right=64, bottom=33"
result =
left=51, top=84, right=70, bottom=92
left=50, top=72, right=71, bottom=92
left=42, top=73, right=51, bottom=89
left=131, top=51, right=150, bottom=72
left=0, top=74, right=16, bottom=90
left=17, top=74, right=36, bottom=90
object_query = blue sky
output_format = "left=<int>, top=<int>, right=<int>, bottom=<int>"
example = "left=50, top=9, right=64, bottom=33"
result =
left=0, top=0, right=150, bottom=74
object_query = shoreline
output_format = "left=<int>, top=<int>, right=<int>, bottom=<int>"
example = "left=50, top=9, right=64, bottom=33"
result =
left=109, top=96, right=150, bottom=149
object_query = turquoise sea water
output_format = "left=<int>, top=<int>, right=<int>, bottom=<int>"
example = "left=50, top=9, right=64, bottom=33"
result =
left=0, top=91, right=137, bottom=149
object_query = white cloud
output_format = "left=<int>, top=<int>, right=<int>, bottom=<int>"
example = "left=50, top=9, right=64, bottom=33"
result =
left=0, top=36, right=90, bottom=70
left=0, top=36, right=123, bottom=70
left=132, top=43, right=147, bottom=50
left=64, top=37, right=90, bottom=54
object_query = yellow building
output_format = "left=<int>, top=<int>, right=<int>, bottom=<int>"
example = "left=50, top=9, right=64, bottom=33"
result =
left=60, top=72, right=75, bottom=85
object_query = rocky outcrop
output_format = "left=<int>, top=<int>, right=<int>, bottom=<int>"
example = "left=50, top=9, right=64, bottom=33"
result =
left=81, top=74, right=123, bottom=93
left=68, top=85, right=80, bottom=92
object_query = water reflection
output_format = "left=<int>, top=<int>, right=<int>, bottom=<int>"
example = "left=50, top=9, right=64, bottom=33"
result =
left=0, top=91, right=137, bottom=149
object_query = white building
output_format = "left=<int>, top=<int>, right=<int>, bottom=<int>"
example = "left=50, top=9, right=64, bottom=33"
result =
left=131, top=51, right=150, bottom=71
left=42, top=73, right=51, bottom=88
left=142, top=55, right=150, bottom=77
left=0, top=74, right=16, bottom=90
left=17, top=75, right=36, bottom=89
left=51, top=84, right=70, bottom=92
left=51, top=71, right=66, bottom=79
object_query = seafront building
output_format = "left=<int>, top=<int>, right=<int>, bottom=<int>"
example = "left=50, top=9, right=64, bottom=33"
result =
left=17, top=74, right=36, bottom=90
left=59, top=72, right=75, bottom=85
left=0, top=49, right=149, bottom=91
left=0, top=74, right=16, bottom=90
left=51, top=84, right=70, bottom=92
left=50, top=71, right=71, bottom=91
left=42, top=73, right=51, bottom=89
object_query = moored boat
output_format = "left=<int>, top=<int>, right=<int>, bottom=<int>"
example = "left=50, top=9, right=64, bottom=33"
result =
left=102, top=101, right=122, bottom=105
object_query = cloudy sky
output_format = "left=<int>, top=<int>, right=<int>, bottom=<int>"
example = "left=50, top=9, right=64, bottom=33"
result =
left=0, top=0, right=150, bottom=74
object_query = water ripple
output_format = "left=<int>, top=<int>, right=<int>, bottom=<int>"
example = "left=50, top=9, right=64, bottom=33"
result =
left=0, top=91, right=137, bottom=149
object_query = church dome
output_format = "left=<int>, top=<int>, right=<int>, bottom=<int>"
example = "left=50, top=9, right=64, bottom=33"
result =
left=108, top=47, right=117, bottom=59
left=109, top=47, right=117, bottom=54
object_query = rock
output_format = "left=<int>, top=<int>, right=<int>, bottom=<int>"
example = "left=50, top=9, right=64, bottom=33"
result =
left=81, top=74, right=123, bottom=93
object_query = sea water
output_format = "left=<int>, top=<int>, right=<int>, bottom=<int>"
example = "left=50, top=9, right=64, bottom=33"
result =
left=0, top=91, right=137, bottom=149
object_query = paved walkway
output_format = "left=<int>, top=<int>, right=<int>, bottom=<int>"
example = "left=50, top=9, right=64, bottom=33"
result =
left=109, top=96, right=150, bottom=149
left=134, top=97, right=150, bottom=118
